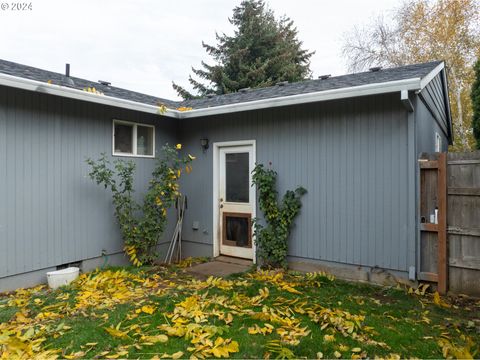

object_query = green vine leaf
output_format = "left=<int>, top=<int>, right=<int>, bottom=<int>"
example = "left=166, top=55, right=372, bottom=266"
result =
left=252, top=163, right=307, bottom=268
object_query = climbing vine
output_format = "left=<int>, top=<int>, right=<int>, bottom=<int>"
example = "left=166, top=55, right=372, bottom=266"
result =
left=86, top=144, right=195, bottom=266
left=252, top=163, right=307, bottom=268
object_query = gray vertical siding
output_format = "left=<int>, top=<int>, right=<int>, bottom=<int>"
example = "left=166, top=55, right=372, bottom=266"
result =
left=1, top=85, right=442, bottom=281
left=415, top=94, right=449, bottom=154
left=418, top=73, right=450, bottom=140
left=179, top=93, right=413, bottom=272
left=0, top=86, right=177, bottom=278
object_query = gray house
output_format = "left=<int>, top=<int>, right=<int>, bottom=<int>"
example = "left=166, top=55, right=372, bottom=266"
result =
left=0, top=59, right=452, bottom=291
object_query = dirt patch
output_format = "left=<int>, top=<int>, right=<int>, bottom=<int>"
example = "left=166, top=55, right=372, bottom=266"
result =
left=448, top=294, right=480, bottom=309
left=370, top=292, right=398, bottom=305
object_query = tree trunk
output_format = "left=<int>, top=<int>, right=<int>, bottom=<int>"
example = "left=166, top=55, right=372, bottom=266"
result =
left=450, top=68, right=469, bottom=151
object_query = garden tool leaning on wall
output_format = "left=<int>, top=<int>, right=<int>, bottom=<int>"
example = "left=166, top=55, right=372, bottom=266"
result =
left=164, top=195, right=187, bottom=264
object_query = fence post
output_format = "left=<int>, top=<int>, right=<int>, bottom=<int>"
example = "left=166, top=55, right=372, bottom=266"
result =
left=437, top=152, right=448, bottom=294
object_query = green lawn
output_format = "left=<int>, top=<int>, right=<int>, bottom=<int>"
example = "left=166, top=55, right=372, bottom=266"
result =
left=0, top=261, right=478, bottom=359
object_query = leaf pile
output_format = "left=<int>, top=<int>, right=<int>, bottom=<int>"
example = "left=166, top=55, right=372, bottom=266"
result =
left=0, top=265, right=478, bottom=359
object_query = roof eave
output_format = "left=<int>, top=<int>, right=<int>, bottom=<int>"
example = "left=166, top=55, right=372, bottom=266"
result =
left=0, top=71, right=426, bottom=119
left=419, top=61, right=445, bottom=89
left=0, top=72, right=180, bottom=118
left=179, top=77, right=423, bottom=118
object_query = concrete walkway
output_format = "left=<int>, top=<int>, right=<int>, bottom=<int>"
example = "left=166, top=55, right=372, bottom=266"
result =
left=186, top=256, right=252, bottom=278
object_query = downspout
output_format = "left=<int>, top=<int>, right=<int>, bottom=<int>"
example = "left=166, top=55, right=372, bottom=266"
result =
left=403, top=90, right=418, bottom=281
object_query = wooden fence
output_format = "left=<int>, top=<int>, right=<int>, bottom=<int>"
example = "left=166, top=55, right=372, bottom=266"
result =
left=419, top=151, right=480, bottom=296
left=447, top=152, right=480, bottom=296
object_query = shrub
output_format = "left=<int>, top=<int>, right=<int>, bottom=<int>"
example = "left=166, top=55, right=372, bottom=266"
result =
left=86, top=144, right=194, bottom=266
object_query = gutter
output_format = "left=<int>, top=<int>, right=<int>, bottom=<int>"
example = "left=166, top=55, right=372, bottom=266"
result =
left=0, top=70, right=438, bottom=120
left=0, top=72, right=180, bottom=118
left=180, top=77, right=423, bottom=118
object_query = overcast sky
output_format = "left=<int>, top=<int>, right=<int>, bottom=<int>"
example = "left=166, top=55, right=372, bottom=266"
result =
left=1, top=0, right=399, bottom=100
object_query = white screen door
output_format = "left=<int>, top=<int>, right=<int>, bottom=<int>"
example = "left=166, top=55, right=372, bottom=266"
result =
left=218, top=145, right=254, bottom=259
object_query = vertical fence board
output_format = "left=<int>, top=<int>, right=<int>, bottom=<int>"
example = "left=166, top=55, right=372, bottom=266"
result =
left=437, top=153, right=447, bottom=294
left=418, top=152, right=447, bottom=293
left=447, top=151, right=480, bottom=296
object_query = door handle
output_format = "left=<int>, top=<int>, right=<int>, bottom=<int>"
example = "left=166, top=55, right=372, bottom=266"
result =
left=220, top=204, right=224, bottom=208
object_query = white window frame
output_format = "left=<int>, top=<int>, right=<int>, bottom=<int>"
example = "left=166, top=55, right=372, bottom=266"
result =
left=112, top=119, right=155, bottom=158
left=435, top=132, right=442, bottom=152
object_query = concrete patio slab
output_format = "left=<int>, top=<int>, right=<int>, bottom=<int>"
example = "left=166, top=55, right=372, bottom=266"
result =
left=186, top=258, right=252, bottom=278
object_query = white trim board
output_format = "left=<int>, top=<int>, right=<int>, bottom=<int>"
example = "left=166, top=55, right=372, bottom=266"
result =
left=212, top=140, right=257, bottom=263
left=0, top=72, right=177, bottom=118
left=179, top=77, right=422, bottom=118
left=0, top=62, right=445, bottom=120
left=419, top=62, right=444, bottom=89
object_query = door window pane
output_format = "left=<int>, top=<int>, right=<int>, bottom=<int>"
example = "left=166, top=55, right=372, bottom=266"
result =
left=225, top=152, right=249, bottom=202
left=223, top=214, right=251, bottom=248
left=137, top=125, right=154, bottom=156
left=114, top=123, right=133, bottom=154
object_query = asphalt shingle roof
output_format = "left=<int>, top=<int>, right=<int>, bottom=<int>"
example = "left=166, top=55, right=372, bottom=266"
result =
left=0, top=59, right=179, bottom=108
left=0, top=59, right=442, bottom=110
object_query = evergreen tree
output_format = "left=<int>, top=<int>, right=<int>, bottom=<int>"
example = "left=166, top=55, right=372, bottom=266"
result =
left=472, top=59, right=480, bottom=150
left=172, top=0, right=314, bottom=99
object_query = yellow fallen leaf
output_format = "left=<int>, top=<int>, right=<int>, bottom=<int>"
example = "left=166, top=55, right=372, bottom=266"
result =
left=334, top=351, right=342, bottom=358
left=324, top=334, right=335, bottom=342
left=281, top=284, right=302, bottom=294
left=433, top=292, right=451, bottom=308
left=161, top=351, right=185, bottom=359
left=351, top=347, right=362, bottom=353
left=386, top=353, right=401, bottom=360
left=64, top=351, right=86, bottom=359
left=142, top=334, right=168, bottom=344
left=105, top=326, right=129, bottom=339
left=316, top=352, right=324, bottom=359
left=141, top=305, right=156, bottom=314
left=225, top=313, right=233, bottom=324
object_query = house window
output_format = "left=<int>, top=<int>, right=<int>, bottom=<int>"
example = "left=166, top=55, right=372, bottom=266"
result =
left=435, top=132, right=442, bottom=152
left=113, top=120, right=155, bottom=157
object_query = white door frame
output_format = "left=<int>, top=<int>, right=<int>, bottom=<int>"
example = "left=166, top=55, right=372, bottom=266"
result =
left=213, top=140, right=256, bottom=263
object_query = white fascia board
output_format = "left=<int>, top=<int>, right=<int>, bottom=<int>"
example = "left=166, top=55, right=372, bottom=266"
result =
left=0, top=72, right=180, bottom=118
left=0, top=71, right=425, bottom=120
left=179, top=77, right=422, bottom=118
left=419, top=62, right=445, bottom=89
